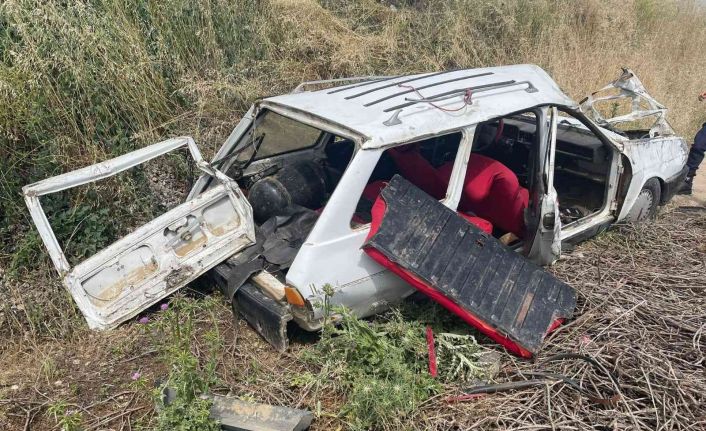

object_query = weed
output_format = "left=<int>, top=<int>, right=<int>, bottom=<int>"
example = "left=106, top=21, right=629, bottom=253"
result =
left=435, top=332, right=488, bottom=382
left=40, top=356, right=58, bottom=383
left=153, top=396, right=217, bottom=431
left=46, top=400, right=83, bottom=431
left=146, top=296, right=221, bottom=431
left=305, top=303, right=438, bottom=429
left=397, top=301, right=492, bottom=382
left=302, top=289, right=500, bottom=429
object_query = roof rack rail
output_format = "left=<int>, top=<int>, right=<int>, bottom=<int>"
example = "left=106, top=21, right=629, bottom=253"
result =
left=383, top=80, right=537, bottom=112
left=344, top=70, right=464, bottom=99
left=327, top=75, right=403, bottom=94
left=364, top=72, right=494, bottom=107
left=292, top=76, right=394, bottom=94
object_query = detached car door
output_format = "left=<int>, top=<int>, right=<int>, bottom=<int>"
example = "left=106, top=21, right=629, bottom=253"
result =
left=24, top=137, right=256, bottom=330
left=362, top=174, right=575, bottom=358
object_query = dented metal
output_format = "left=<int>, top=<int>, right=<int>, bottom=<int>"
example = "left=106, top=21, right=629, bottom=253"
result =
left=580, top=68, right=675, bottom=137
left=23, top=137, right=256, bottom=330
left=26, top=65, right=688, bottom=345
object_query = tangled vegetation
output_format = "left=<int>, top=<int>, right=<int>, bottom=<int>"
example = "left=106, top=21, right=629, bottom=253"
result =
left=303, top=292, right=437, bottom=429
left=300, top=288, right=494, bottom=430
left=146, top=297, right=222, bottom=431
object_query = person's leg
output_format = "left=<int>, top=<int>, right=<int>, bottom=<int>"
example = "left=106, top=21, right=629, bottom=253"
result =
left=679, top=123, right=706, bottom=195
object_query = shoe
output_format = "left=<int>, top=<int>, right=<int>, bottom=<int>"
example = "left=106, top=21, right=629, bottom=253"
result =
left=677, top=176, right=694, bottom=195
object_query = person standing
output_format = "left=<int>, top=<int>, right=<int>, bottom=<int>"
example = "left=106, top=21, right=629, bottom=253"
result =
left=679, top=91, right=706, bottom=195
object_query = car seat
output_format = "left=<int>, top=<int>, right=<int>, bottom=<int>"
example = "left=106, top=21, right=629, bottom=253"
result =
left=359, top=179, right=493, bottom=234
left=387, top=145, right=447, bottom=199
left=437, top=154, right=528, bottom=238
left=387, top=144, right=527, bottom=237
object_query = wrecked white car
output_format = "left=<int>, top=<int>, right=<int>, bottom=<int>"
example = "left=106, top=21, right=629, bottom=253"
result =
left=25, top=65, right=688, bottom=357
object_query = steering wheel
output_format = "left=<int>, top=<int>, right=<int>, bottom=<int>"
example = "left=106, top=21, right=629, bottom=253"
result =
left=473, top=119, right=505, bottom=152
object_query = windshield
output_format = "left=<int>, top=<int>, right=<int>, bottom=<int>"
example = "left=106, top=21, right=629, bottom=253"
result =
left=236, top=110, right=323, bottom=162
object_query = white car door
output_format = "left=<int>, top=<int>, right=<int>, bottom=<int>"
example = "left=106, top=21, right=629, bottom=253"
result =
left=24, top=137, right=256, bottom=330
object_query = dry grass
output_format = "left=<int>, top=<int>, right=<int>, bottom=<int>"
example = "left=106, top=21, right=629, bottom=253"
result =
left=429, top=205, right=706, bottom=430
left=1, top=206, right=704, bottom=430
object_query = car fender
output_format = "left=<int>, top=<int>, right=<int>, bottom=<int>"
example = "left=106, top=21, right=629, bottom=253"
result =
left=616, top=136, right=688, bottom=221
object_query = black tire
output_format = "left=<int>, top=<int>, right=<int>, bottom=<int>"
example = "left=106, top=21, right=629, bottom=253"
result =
left=628, top=177, right=661, bottom=222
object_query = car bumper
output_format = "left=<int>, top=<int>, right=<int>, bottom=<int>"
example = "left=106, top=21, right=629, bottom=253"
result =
left=661, top=165, right=689, bottom=204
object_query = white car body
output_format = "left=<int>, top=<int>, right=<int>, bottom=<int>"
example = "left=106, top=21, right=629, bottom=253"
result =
left=26, top=65, right=687, bottom=335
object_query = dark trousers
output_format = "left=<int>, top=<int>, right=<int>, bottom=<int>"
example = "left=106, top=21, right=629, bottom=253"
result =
left=687, top=123, right=706, bottom=176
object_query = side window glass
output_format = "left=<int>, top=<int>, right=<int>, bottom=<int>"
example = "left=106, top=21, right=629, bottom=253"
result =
left=350, top=132, right=463, bottom=227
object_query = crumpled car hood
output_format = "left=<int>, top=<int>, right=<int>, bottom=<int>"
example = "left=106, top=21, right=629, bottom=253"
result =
left=580, top=68, right=674, bottom=138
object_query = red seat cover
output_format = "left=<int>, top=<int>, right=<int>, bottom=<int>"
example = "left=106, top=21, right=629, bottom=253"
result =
left=438, top=154, right=528, bottom=238
left=388, top=147, right=528, bottom=238
left=361, top=180, right=493, bottom=234
left=388, top=147, right=447, bottom=199
left=362, top=180, right=389, bottom=202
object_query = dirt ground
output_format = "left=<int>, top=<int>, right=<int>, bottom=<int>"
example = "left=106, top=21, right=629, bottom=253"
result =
left=1, top=186, right=704, bottom=430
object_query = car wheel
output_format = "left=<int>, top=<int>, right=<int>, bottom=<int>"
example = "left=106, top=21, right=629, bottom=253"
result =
left=626, top=178, right=661, bottom=222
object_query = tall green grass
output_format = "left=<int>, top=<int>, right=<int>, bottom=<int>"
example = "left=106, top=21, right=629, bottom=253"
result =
left=2, top=0, right=706, bottom=273
left=0, top=0, right=267, bottom=270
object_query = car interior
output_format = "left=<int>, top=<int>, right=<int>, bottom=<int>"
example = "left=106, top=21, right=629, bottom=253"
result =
left=224, top=108, right=613, bottom=248
left=350, top=130, right=526, bottom=241
left=352, top=111, right=613, bottom=241
left=474, top=112, right=612, bottom=227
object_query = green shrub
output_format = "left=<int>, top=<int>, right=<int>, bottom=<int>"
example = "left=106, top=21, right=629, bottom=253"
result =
left=46, top=400, right=83, bottom=431
left=147, top=296, right=222, bottom=431
left=304, top=302, right=439, bottom=430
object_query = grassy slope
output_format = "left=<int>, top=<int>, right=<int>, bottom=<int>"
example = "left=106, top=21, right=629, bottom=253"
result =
left=2, top=0, right=706, bottom=270
left=1, top=0, right=706, bottom=429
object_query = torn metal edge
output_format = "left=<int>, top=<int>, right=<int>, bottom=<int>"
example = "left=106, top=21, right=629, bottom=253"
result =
left=580, top=68, right=674, bottom=138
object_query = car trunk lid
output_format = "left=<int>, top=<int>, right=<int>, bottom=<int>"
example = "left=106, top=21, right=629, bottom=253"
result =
left=23, top=137, right=256, bottom=330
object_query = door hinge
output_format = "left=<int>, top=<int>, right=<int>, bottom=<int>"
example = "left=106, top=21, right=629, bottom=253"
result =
left=609, top=199, right=619, bottom=212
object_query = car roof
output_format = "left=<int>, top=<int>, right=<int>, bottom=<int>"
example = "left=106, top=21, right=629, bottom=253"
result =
left=260, top=64, right=578, bottom=149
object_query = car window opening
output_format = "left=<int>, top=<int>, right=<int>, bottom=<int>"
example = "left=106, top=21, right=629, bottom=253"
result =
left=211, top=110, right=358, bottom=279
left=218, top=110, right=356, bottom=223
left=553, top=110, right=613, bottom=226
left=350, top=132, right=467, bottom=227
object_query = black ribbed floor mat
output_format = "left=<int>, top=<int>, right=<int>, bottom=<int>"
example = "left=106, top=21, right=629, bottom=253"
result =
left=365, top=175, right=576, bottom=356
